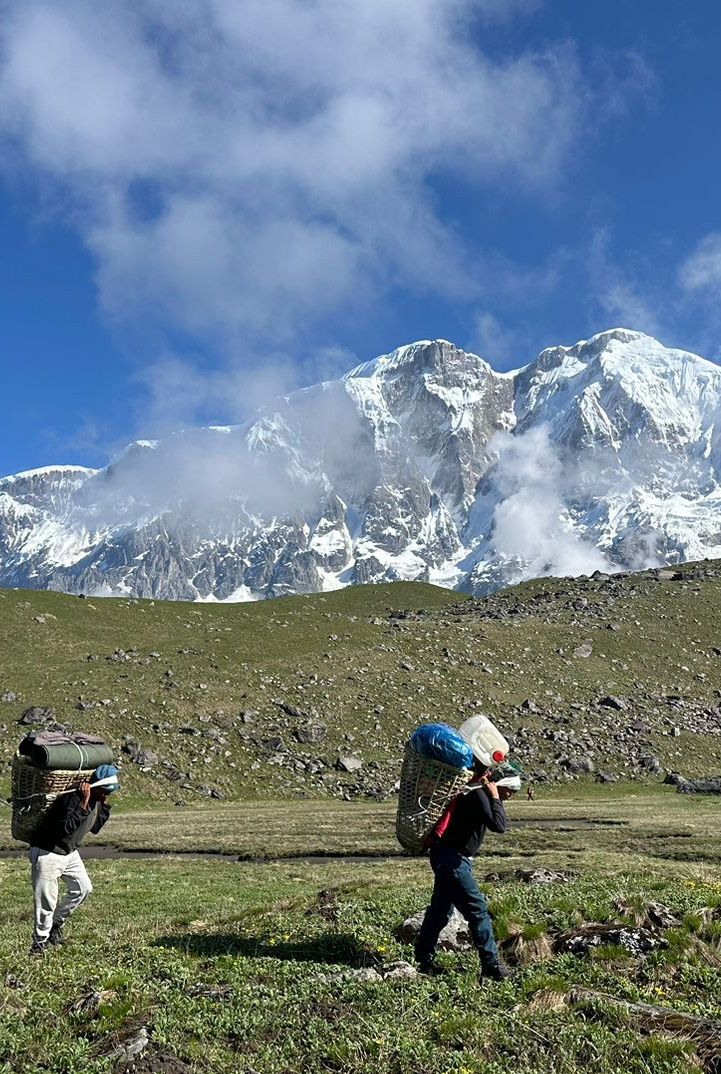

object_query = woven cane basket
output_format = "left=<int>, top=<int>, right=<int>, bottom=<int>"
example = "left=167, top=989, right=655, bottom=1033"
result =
left=10, top=755, right=93, bottom=843
left=395, top=744, right=472, bottom=855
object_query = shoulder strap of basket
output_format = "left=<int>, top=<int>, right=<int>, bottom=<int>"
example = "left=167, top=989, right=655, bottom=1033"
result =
left=424, top=775, right=484, bottom=849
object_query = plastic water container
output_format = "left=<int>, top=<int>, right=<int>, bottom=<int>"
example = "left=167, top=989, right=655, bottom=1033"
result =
left=458, top=714, right=509, bottom=767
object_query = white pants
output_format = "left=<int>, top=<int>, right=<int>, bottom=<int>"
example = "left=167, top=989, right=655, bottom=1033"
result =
left=29, top=848, right=93, bottom=943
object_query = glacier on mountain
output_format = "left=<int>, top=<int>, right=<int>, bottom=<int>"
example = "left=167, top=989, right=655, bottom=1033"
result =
left=2, top=328, right=721, bottom=601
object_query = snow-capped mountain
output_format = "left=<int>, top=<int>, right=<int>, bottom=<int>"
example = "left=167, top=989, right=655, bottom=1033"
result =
left=3, top=328, right=721, bottom=601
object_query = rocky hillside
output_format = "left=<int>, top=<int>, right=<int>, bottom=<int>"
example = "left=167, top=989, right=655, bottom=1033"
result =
left=1, top=560, right=720, bottom=805
left=3, top=329, right=721, bottom=600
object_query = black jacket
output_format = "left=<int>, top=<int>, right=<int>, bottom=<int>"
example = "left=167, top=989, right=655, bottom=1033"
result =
left=440, top=786, right=507, bottom=857
left=33, top=791, right=111, bottom=855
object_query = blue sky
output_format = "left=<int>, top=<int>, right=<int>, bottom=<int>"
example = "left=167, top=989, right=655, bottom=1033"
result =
left=2, top=0, right=721, bottom=477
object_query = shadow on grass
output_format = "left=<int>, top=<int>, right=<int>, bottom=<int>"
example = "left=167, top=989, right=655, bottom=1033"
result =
left=153, top=930, right=381, bottom=967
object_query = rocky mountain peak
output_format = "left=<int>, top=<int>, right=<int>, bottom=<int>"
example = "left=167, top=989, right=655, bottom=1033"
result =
left=3, top=330, right=721, bottom=601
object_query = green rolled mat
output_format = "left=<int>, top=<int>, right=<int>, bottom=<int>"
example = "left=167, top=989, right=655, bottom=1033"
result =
left=29, top=741, right=115, bottom=770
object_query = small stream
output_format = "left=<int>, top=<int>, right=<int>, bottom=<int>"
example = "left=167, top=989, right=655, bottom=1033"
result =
left=0, top=816, right=627, bottom=863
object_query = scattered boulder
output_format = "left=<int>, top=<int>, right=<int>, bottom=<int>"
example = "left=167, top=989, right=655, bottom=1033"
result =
left=106, top=649, right=129, bottom=663
left=102, top=1025, right=149, bottom=1062
left=663, top=771, right=689, bottom=787
left=273, top=700, right=308, bottom=719
left=395, top=909, right=471, bottom=951
left=379, top=960, right=417, bottom=980
left=336, top=755, right=363, bottom=773
left=573, top=643, right=593, bottom=659
left=560, top=756, right=594, bottom=775
left=17, top=706, right=55, bottom=726
left=677, top=776, right=721, bottom=795
left=599, top=696, right=628, bottom=711
left=485, top=868, right=574, bottom=885
left=554, top=923, right=667, bottom=957
left=614, top=900, right=679, bottom=930
left=122, top=738, right=159, bottom=767
left=262, top=736, right=286, bottom=753
left=293, top=724, right=328, bottom=744
left=638, top=754, right=661, bottom=774
left=1, top=691, right=17, bottom=702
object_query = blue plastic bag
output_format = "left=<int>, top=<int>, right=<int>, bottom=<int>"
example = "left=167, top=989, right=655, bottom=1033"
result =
left=410, top=724, right=473, bottom=769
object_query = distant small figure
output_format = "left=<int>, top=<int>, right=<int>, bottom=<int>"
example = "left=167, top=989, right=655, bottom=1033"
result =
left=526, top=785, right=535, bottom=801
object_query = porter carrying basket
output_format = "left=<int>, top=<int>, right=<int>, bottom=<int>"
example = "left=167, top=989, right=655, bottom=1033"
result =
left=395, top=744, right=472, bottom=855
left=10, top=755, right=93, bottom=844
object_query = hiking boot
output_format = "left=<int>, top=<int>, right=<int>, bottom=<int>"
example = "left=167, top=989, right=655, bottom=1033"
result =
left=29, top=940, right=48, bottom=956
left=417, top=960, right=448, bottom=977
left=479, top=959, right=516, bottom=985
left=48, top=925, right=66, bottom=946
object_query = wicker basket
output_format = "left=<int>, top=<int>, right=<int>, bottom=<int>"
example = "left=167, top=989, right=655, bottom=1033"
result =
left=395, top=744, right=472, bottom=855
left=10, top=755, right=93, bottom=844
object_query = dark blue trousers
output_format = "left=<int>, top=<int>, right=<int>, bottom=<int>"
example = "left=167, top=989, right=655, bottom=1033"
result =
left=415, top=843, right=498, bottom=968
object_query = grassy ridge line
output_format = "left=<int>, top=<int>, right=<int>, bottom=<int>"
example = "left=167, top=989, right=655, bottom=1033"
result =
left=1, top=563, right=721, bottom=804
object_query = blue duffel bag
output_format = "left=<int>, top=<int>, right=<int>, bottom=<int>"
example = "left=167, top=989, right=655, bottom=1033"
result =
left=409, top=723, right=473, bottom=769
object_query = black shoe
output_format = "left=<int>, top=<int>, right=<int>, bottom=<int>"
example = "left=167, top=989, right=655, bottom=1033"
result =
left=417, top=960, right=448, bottom=977
left=48, top=925, right=66, bottom=946
left=30, top=940, right=48, bottom=956
left=479, top=960, right=516, bottom=984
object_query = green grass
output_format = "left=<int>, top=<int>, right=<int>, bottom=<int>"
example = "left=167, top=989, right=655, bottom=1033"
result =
left=2, top=568, right=721, bottom=1072
left=1, top=841, right=720, bottom=1074
left=2, top=562, right=721, bottom=804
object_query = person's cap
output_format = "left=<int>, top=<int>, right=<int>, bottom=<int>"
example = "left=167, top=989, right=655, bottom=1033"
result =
left=490, top=759, right=522, bottom=792
left=495, top=774, right=522, bottom=792
left=91, top=764, right=120, bottom=793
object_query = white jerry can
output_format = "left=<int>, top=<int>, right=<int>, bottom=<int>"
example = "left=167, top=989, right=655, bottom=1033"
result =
left=458, top=714, right=509, bottom=767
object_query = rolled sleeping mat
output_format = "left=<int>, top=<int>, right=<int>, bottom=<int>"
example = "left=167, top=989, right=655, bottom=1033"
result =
left=28, top=741, right=115, bottom=771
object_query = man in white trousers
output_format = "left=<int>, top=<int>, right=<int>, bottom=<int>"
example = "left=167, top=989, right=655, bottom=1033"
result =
left=29, top=764, right=119, bottom=954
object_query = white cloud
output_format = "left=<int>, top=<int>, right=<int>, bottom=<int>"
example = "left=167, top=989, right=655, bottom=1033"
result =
left=490, top=425, right=612, bottom=577
left=588, top=227, right=664, bottom=337
left=0, top=0, right=634, bottom=351
left=469, top=311, right=528, bottom=368
left=679, top=233, right=721, bottom=298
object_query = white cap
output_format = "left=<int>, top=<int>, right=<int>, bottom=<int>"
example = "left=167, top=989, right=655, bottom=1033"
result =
left=495, top=774, right=521, bottom=792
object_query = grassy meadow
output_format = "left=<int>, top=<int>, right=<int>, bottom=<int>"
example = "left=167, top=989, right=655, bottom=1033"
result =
left=1, top=788, right=721, bottom=1074
left=1, top=570, right=721, bottom=1072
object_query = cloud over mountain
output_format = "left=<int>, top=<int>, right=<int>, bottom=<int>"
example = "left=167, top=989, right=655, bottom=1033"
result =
left=3, top=329, right=721, bottom=601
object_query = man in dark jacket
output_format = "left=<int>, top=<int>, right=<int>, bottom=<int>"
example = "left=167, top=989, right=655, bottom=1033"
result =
left=29, top=764, right=119, bottom=954
left=415, top=764, right=518, bottom=983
